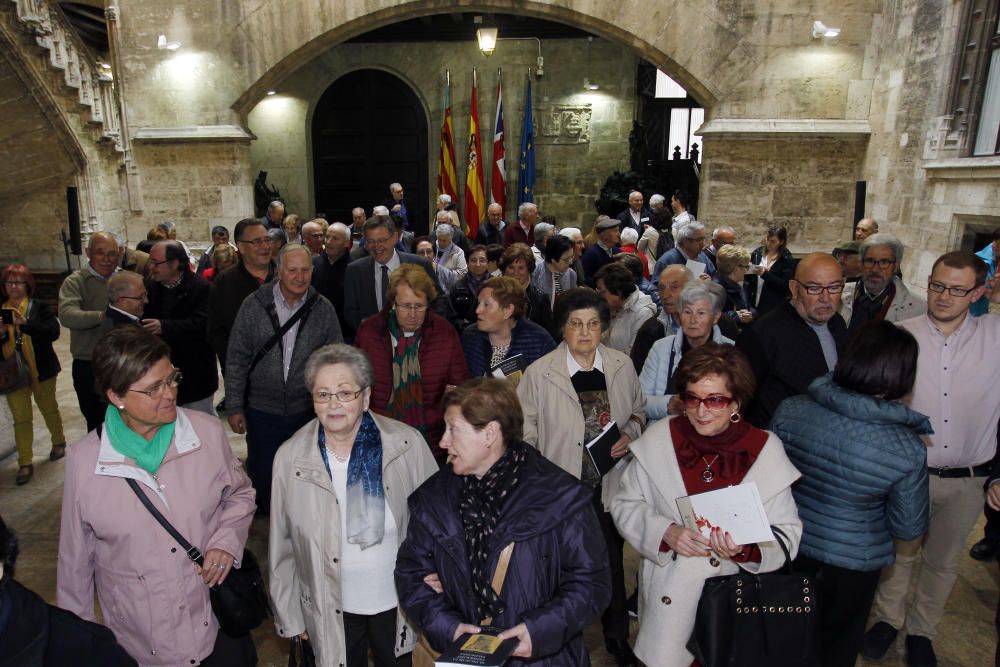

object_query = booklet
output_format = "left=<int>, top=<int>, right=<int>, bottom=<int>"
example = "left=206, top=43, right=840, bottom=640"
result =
left=585, top=421, right=621, bottom=477
left=489, top=353, right=527, bottom=387
left=685, top=259, right=707, bottom=276
left=435, top=626, right=518, bottom=667
left=675, top=482, right=772, bottom=546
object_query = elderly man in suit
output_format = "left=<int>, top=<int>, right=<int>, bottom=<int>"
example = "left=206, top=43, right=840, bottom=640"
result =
left=342, top=215, right=445, bottom=332
left=616, top=190, right=652, bottom=235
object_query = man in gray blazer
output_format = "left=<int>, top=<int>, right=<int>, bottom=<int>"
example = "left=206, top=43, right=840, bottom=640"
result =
left=342, top=215, right=445, bottom=331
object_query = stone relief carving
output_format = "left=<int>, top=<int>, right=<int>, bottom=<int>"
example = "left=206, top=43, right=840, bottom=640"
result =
left=537, top=104, right=592, bottom=144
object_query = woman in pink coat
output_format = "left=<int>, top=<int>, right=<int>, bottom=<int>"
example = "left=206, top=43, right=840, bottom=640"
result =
left=56, top=327, right=256, bottom=667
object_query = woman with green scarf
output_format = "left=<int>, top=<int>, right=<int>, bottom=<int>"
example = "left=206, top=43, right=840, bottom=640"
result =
left=56, top=327, right=257, bottom=667
left=355, top=263, right=471, bottom=464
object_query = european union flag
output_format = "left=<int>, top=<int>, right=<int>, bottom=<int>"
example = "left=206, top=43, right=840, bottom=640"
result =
left=517, top=76, right=535, bottom=205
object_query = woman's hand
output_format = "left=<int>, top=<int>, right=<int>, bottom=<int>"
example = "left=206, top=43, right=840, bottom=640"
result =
left=709, top=527, right=742, bottom=559
left=610, top=433, right=631, bottom=459
left=423, top=572, right=444, bottom=594
left=452, top=623, right=481, bottom=641
left=498, top=623, right=533, bottom=659
left=10, top=310, right=25, bottom=326
left=663, top=523, right=710, bottom=557
left=197, top=548, right=235, bottom=586
left=298, top=631, right=309, bottom=640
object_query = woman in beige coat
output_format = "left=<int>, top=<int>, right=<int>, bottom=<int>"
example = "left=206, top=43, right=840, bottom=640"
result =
left=610, top=344, right=802, bottom=666
left=269, top=344, right=438, bottom=667
left=516, top=287, right=645, bottom=666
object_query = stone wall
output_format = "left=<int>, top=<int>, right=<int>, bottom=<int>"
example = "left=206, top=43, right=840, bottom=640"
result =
left=248, top=38, right=635, bottom=230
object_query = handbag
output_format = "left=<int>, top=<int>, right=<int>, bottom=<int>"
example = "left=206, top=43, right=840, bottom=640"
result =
left=0, top=328, right=31, bottom=394
left=687, top=526, right=818, bottom=667
left=287, top=636, right=316, bottom=667
left=125, top=477, right=271, bottom=636
left=412, top=542, right=515, bottom=667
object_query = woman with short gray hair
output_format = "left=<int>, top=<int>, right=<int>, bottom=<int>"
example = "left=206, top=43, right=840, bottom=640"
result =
left=639, top=281, right=734, bottom=423
left=434, top=223, right=467, bottom=278
left=269, top=343, right=438, bottom=667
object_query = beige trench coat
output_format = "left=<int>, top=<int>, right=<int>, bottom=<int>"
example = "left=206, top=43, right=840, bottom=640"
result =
left=610, top=416, right=803, bottom=667
left=517, top=342, right=646, bottom=508
left=268, top=413, right=437, bottom=667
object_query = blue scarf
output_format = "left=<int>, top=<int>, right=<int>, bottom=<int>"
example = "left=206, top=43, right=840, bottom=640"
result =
left=318, top=411, right=385, bottom=550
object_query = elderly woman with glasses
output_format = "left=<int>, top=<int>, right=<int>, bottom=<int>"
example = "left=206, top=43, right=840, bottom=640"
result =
left=640, top=281, right=734, bottom=424
left=355, top=264, right=471, bottom=464
left=270, top=344, right=437, bottom=667
left=449, top=244, right=492, bottom=330
left=57, top=327, right=257, bottom=667
left=516, top=287, right=645, bottom=665
left=713, top=244, right=756, bottom=327
left=1, top=264, right=65, bottom=486
left=611, top=344, right=802, bottom=667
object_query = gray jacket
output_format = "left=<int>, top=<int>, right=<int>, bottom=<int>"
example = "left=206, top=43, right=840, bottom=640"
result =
left=225, top=283, right=342, bottom=416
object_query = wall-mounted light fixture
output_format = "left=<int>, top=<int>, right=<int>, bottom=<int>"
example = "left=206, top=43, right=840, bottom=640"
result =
left=812, top=20, right=840, bottom=39
left=477, top=27, right=498, bottom=56
left=157, top=34, right=180, bottom=51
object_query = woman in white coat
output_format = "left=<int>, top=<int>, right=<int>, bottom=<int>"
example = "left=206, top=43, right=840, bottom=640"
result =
left=269, top=344, right=438, bottom=667
left=611, top=344, right=802, bottom=667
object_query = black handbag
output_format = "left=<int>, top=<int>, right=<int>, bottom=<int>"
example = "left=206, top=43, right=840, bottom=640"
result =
left=687, top=526, right=818, bottom=667
left=0, top=329, right=31, bottom=394
left=288, top=636, right=317, bottom=667
left=125, top=478, right=271, bottom=636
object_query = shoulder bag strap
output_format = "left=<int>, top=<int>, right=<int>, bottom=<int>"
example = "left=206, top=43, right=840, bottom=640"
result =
left=770, top=525, right=793, bottom=572
left=243, top=293, right=319, bottom=406
left=125, top=477, right=204, bottom=565
left=479, top=542, right=516, bottom=626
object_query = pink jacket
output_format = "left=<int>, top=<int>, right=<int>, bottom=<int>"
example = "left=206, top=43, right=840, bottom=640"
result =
left=57, top=408, right=256, bottom=666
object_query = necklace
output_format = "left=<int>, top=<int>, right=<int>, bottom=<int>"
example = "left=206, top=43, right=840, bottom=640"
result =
left=701, top=455, right=720, bottom=483
left=326, top=447, right=350, bottom=463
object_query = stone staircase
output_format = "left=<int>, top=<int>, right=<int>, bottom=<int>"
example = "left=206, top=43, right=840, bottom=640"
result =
left=1, top=0, right=125, bottom=155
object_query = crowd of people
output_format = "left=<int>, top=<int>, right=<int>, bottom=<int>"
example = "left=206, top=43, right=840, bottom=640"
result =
left=3, top=183, right=1000, bottom=667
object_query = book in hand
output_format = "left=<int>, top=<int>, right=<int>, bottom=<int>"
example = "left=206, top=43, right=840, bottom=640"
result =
left=675, top=481, right=772, bottom=546
left=585, top=421, right=621, bottom=477
left=435, top=626, right=519, bottom=666
left=489, top=353, right=527, bottom=386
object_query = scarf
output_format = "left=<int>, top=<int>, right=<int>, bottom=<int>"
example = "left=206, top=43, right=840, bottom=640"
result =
left=387, top=309, right=426, bottom=437
left=104, top=404, right=176, bottom=474
left=459, top=441, right=527, bottom=621
left=671, top=414, right=766, bottom=480
left=318, top=411, right=386, bottom=550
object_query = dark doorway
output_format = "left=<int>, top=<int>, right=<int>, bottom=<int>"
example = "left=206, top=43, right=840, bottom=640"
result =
left=312, top=69, right=428, bottom=235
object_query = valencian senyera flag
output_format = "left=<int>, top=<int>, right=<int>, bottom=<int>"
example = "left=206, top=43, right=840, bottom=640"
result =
left=464, top=72, right=487, bottom=240
left=436, top=75, right=459, bottom=207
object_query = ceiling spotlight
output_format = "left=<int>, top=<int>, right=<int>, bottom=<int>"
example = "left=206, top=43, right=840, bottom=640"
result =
left=812, top=21, right=840, bottom=39
left=157, top=34, right=180, bottom=51
left=266, top=90, right=277, bottom=96
left=477, top=27, right=498, bottom=56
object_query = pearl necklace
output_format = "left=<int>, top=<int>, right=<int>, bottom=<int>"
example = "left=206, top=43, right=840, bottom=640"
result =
left=326, top=447, right=349, bottom=463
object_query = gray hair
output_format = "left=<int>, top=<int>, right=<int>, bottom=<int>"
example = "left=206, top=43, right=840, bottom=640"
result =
left=304, top=344, right=374, bottom=392
left=435, top=223, right=454, bottom=238
left=649, top=194, right=665, bottom=208
left=620, top=227, right=639, bottom=245
left=676, top=221, right=706, bottom=243
left=372, top=205, right=390, bottom=216
left=389, top=182, right=403, bottom=192
left=860, top=232, right=904, bottom=264
left=517, top=202, right=536, bottom=219
left=559, top=227, right=583, bottom=241
left=533, top=222, right=554, bottom=242
left=679, top=280, right=725, bottom=315
left=277, top=242, right=311, bottom=269
left=107, top=271, right=143, bottom=301
left=712, top=225, right=735, bottom=240
left=438, top=193, right=452, bottom=205
left=267, top=201, right=285, bottom=214
left=328, top=222, right=350, bottom=240
left=435, top=210, right=451, bottom=225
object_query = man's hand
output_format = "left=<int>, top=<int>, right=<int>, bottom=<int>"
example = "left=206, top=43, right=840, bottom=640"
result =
left=452, top=623, right=481, bottom=641
left=987, top=481, right=1000, bottom=511
left=498, top=623, right=533, bottom=659
left=227, top=413, right=246, bottom=434
left=141, top=318, right=162, bottom=335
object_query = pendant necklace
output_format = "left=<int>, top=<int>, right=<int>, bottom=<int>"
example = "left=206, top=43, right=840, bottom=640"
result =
left=701, top=455, right=720, bottom=483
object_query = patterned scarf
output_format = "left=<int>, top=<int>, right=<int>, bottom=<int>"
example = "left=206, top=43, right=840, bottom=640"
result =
left=318, top=411, right=385, bottom=550
left=387, top=309, right=426, bottom=437
left=458, top=441, right=527, bottom=621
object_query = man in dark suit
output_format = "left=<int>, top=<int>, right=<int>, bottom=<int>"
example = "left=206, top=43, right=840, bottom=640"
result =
left=581, top=216, right=621, bottom=286
left=615, top=190, right=652, bottom=235
left=342, top=215, right=445, bottom=331
left=312, top=222, right=353, bottom=341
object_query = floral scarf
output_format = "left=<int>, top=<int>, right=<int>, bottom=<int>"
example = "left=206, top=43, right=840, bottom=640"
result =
left=387, top=309, right=426, bottom=437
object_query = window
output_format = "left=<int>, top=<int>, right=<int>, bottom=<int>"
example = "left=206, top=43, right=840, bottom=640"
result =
left=974, top=6, right=1000, bottom=153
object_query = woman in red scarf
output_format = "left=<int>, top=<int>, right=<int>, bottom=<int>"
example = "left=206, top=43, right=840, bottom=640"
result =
left=610, top=344, right=802, bottom=666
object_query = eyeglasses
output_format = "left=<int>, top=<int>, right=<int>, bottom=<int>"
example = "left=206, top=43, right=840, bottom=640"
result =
left=119, top=292, right=147, bottom=301
left=238, top=237, right=270, bottom=247
left=792, top=279, right=845, bottom=295
left=312, top=388, right=364, bottom=404
left=395, top=302, right=428, bottom=313
left=861, top=257, right=896, bottom=269
left=469, top=257, right=489, bottom=265
left=128, top=371, right=182, bottom=398
left=3, top=281, right=25, bottom=287
left=680, top=392, right=733, bottom=412
left=366, top=235, right=395, bottom=247
left=927, top=281, right=977, bottom=297
left=566, top=319, right=602, bottom=333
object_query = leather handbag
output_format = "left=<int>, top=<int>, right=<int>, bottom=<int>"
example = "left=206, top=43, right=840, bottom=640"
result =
left=0, top=329, right=31, bottom=394
left=412, top=542, right=515, bottom=667
left=687, top=526, right=818, bottom=667
left=125, top=478, right=271, bottom=636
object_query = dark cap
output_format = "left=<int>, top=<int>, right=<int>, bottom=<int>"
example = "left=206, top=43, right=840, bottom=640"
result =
left=595, top=218, right=620, bottom=232
left=834, top=240, right=860, bottom=255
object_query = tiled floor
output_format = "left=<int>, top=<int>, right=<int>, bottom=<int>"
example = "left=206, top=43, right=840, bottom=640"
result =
left=2, top=328, right=998, bottom=666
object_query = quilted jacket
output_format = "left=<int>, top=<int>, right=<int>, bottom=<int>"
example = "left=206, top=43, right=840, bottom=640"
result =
left=460, top=318, right=555, bottom=378
left=770, top=374, right=931, bottom=571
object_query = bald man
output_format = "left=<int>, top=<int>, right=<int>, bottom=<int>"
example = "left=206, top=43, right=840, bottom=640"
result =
left=301, top=220, right=326, bottom=255
left=58, top=231, right=124, bottom=430
left=312, top=222, right=354, bottom=341
left=855, top=218, right=878, bottom=240
left=736, top=253, right=848, bottom=427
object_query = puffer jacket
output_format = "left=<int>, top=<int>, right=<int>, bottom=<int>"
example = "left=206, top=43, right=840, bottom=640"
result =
left=461, top=318, right=555, bottom=377
left=770, top=374, right=931, bottom=571
left=395, top=443, right=612, bottom=666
